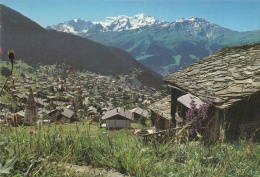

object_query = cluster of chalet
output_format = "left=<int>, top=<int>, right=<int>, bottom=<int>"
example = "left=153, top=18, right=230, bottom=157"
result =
left=0, top=61, right=165, bottom=126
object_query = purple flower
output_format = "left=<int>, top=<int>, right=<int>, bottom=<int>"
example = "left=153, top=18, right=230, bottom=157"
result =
left=184, top=97, right=214, bottom=137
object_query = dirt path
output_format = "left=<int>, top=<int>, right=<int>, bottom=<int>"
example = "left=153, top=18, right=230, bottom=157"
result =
left=59, top=163, right=127, bottom=177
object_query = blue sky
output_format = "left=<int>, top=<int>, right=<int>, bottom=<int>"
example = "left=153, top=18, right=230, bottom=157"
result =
left=1, top=0, right=259, bottom=32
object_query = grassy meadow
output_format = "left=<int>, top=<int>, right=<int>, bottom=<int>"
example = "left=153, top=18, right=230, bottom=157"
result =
left=0, top=122, right=259, bottom=177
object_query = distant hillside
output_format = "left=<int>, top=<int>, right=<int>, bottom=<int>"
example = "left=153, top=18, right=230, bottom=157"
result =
left=0, top=5, right=163, bottom=89
left=47, top=14, right=260, bottom=75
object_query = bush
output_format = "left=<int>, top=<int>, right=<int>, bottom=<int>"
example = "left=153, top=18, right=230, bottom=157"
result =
left=1, top=67, right=11, bottom=77
left=20, top=72, right=25, bottom=79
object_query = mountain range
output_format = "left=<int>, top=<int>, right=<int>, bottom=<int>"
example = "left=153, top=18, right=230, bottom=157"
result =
left=47, top=13, right=260, bottom=75
left=0, top=5, right=164, bottom=89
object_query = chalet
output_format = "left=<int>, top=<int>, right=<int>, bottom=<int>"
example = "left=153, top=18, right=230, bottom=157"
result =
left=38, top=108, right=51, bottom=119
left=58, top=106, right=75, bottom=122
left=164, top=43, right=260, bottom=141
left=130, top=107, right=150, bottom=121
left=38, top=82, right=47, bottom=86
left=0, top=102, right=6, bottom=109
left=102, top=107, right=134, bottom=129
left=47, top=109, right=61, bottom=122
left=87, top=106, right=98, bottom=116
left=14, top=82, right=21, bottom=87
left=46, top=95, right=57, bottom=101
left=11, top=110, right=25, bottom=125
left=13, top=93, right=27, bottom=103
left=23, top=84, right=30, bottom=89
left=15, top=110, right=25, bottom=118
left=53, top=101, right=63, bottom=106
left=35, top=98, right=48, bottom=108
left=148, top=96, right=172, bottom=130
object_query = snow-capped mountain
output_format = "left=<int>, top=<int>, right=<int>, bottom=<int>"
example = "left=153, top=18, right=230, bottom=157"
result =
left=46, top=14, right=221, bottom=41
left=46, top=14, right=259, bottom=76
left=47, top=14, right=219, bottom=37
left=47, top=18, right=95, bottom=34
left=47, top=13, right=161, bottom=34
left=95, top=13, right=160, bottom=31
left=166, top=17, right=219, bottom=39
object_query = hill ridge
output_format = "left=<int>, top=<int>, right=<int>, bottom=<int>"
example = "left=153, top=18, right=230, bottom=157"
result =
left=0, top=4, right=164, bottom=89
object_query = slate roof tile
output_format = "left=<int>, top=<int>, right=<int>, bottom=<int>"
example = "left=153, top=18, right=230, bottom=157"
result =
left=148, top=96, right=171, bottom=120
left=164, top=43, right=260, bottom=109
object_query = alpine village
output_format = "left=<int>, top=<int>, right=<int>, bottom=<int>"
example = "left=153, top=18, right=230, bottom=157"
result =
left=0, top=4, right=259, bottom=177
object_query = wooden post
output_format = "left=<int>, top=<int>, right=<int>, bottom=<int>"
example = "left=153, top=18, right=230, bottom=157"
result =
left=213, top=109, right=220, bottom=141
left=214, top=109, right=226, bottom=143
left=171, top=88, right=177, bottom=127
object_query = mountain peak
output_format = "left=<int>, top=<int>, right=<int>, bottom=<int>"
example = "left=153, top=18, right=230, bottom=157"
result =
left=66, top=18, right=92, bottom=25
left=176, top=17, right=208, bottom=23
left=72, top=18, right=84, bottom=23
left=73, top=18, right=79, bottom=22
left=97, top=13, right=158, bottom=31
left=134, top=13, right=149, bottom=19
left=46, top=18, right=94, bottom=34
left=173, top=17, right=217, bottom=31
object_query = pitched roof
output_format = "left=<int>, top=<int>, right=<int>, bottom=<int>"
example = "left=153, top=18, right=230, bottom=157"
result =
left=102, top=107, right=134, bottom=120
left=16, top=93, right=27, bottom=99
left=164, top=43, right=260, bottom=109
left=35, top=98, right=48, bottom=106
left=15, top=110, right=25, bottom=117
left=148, top=96, right=171, bottom=120
left=58, top=106, right=75, bottom=119
left=130, top=107, right=150, bottom=118
left=177, top=93, right=204, bottom=109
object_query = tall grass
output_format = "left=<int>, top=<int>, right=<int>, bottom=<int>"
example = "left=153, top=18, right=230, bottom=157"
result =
left=0, top=122, right=259, bottom=176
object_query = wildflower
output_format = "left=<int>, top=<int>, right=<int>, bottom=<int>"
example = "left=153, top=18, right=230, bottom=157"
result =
left=8, top=50, right=14, bottom=63
left=8, top=50, right=15, bottom=75
left=184, top=97, right=214, bottom=137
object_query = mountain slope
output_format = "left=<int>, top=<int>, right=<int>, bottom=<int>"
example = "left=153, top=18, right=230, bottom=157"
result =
left=0, top=5, right=164, bottom=89
left=47, top=14, right=260, bottom=75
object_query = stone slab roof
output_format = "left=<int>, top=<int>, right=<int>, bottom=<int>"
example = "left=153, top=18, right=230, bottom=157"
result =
left=148, top=96, right=171, bottom=120
left=164, top=43, right=260, bottom=109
